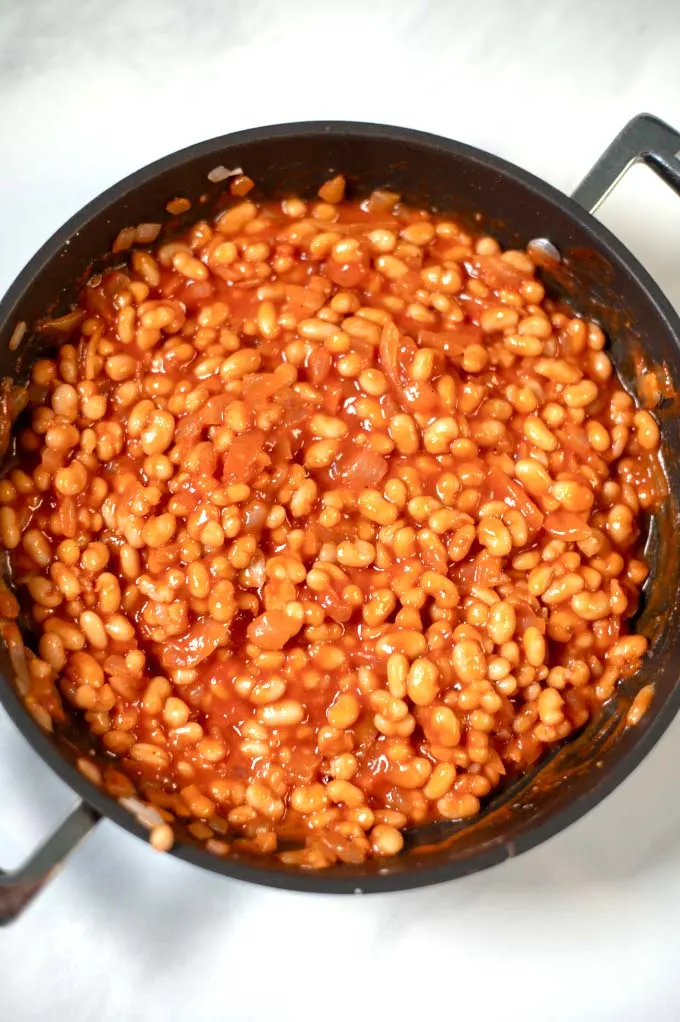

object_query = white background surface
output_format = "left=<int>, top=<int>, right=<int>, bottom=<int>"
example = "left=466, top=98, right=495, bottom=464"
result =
left=1, top=1, right=680, bottom=1019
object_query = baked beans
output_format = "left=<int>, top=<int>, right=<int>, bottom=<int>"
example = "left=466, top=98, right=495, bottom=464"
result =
left=1, top=175, right=664, bottom=868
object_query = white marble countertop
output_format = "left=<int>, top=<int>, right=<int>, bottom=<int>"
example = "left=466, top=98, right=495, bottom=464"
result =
left=2, top=1, right=680, bottom=1019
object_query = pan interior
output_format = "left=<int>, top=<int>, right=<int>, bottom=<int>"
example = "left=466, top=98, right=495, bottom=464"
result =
left=1, top=124, right=678, bottom=887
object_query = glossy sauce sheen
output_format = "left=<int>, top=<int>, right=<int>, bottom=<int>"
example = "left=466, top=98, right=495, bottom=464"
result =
left=2, top=183, right=666, bottom=867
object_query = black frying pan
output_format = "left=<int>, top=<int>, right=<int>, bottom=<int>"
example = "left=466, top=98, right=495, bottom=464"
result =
left=1, top=114, right=680, bottom=922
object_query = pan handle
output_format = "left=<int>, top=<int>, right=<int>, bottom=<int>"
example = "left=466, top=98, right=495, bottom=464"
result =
left=0, top=802, right=98, bottom=925
left=571, top=113, right=680, bottom=213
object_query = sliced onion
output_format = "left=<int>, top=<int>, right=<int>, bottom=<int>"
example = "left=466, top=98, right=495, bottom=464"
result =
left=37, top=309, right=86, bottom=334
left=3, top=622, right=29, bottom=694
left=379, top=322, right=438, bottom=413
left=487, top=467, right=544, bottom=534
left=161, top=619, right=229, bottom=669
left=119, top=796, right=165, bottom=830
left=8, top=320, right=26, bottom=351
left=208, top=165, right=243, bottom=184
left=543, top=511, right=593, bottom=541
